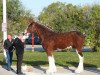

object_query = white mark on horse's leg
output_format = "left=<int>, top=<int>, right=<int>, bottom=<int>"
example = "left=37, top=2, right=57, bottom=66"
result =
left=75, top=50, right=84, bottom=73
left=46, top=56, right=57, bottom=74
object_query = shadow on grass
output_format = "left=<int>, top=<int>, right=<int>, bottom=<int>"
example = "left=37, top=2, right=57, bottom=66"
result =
left=66, top=61, right=100, bottom=74
left=22, top=60, right=75, bottom=73
left=13, top=60, right=48, bottom=73
left=55, top=61, right=100, bottom=73
left=85, top=68, right=100, bottom=74
left=0, top=59, right=8, bottom=70
left=23, top=60, right=48, bottom=73
left=0, top=60, right=16, bottom=73
left=0, top=59, right=6, bottom=65
left=13, top=60, right=100, bottom=74
left=23, top=60, right=48, bottom=66
left=66, top=61, right=97, bottom=68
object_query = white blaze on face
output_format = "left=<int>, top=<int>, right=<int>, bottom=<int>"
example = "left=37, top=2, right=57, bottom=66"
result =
left=22, top=33, right=30, bottom=41
left=75, top=50, right=84, bottom=73
left=23, top=35, right=28, bottom=40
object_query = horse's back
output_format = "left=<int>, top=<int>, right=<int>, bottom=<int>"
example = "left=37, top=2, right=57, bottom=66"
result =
left=52, top=31, right=85, bottom=40
left=50, top=31, right=85, bottom=49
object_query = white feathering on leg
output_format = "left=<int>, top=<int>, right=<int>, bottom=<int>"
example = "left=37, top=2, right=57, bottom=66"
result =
left=75, top=51, right=84, bottom=73
left=46, top=56, right=57, bottom=74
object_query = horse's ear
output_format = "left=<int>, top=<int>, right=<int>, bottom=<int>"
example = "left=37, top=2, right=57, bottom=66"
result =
left=28, top=18, right=34, bottom=25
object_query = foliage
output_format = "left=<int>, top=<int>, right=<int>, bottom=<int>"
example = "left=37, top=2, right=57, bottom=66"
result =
left=7, top=0, right=34, bottom=35
left=90, top=5, right=100, bottom=51
left=39, top=2, right=83, bottom=32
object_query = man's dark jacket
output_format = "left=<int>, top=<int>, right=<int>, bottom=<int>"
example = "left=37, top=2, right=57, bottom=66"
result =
left=13, top=38, right=24, bottom=54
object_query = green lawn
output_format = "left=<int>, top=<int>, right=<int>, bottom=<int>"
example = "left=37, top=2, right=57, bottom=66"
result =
left=0, top=51, right=100, bottom=68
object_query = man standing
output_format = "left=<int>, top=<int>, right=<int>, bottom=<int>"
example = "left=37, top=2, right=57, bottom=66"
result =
left=13, top=34, right=25, bottom=75
left=4, top=35, right=14, bottom=71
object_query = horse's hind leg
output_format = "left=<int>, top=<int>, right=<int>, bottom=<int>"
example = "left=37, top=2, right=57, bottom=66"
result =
left=75, top=49, right=84, bottom=73
left=46, top=49, right=57, bottom=74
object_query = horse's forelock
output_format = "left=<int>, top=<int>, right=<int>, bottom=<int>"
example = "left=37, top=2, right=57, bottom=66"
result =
left=28, top=22, right=34, bottom=27
left=31, top=21, right=36, bottom=25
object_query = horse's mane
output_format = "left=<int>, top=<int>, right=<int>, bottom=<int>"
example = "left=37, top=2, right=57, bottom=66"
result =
left=35, top=22, right=54, bottom=33
left=30, top=21, right=85, bottom=37
left=34, top=22, right=73, bottom=34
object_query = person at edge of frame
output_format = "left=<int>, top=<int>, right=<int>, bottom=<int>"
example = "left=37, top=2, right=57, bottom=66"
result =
left=4, top=35, right=14, bottom=71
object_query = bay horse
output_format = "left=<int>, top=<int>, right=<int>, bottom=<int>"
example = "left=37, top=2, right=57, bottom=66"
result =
left=26, top=21, right=85, bottom=73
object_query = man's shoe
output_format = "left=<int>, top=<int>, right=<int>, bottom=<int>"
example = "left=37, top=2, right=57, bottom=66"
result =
left=17, top=72, right=25, bottom=75
left=11, top=67, right=13, bottom=70
left=7, top=68, right=11, bottom=71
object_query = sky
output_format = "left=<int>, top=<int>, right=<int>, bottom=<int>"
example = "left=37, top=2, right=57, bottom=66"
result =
left=21, top=0, right=100, bottom=17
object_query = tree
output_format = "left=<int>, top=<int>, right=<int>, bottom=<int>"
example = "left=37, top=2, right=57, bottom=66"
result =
left=91, top=4, right=100, bottom=51
left=38, top=2, right=86, bottom=33
left=7, top=0, right=34, bottom=35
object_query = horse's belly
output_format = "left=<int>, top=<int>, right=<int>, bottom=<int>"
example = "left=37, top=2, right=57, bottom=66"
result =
left=55, top=44, right=71, bottom=49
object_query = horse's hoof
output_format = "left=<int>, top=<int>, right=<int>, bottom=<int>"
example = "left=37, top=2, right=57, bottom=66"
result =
left=46, top=68, right=57, bottom=74
left=75, top=69, right=84, bottom=73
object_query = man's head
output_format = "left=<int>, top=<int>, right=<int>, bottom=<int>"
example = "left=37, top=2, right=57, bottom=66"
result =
left=7, top=35, right=12, bottom=40
left=18, top=33, right=23, bottom=39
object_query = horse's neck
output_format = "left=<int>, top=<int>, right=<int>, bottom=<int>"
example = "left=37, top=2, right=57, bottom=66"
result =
left=35, top=24, right=49, bottom=41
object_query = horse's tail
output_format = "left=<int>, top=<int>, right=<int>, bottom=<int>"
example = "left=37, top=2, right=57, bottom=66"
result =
left=83, top=32, right=86, bottom=37
left=75, top=31, right=86, bottom=38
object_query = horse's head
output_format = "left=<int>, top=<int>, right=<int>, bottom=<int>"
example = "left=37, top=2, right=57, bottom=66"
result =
left=27, top=21, right=36, bottom=33
left=22, top=21, right=36, bottom=40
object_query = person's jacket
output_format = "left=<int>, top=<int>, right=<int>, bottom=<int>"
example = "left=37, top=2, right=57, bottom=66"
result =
left=13, top=38, right=24, bottom=54
left=4, top=39, right=14, bottom=51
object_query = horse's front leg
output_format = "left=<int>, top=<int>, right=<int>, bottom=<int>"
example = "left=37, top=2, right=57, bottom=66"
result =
left=46, top=51, right=57, bottom=74
left=75, top=50, right=84, bottom=73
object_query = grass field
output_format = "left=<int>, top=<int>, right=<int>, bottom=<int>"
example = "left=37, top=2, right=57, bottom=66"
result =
left=0, top=51, right=100, bottom=68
